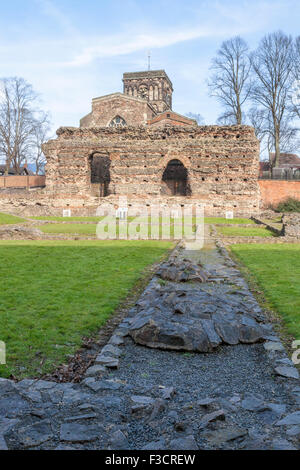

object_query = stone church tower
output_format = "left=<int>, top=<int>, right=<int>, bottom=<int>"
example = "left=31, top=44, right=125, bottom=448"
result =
left=122, top=70, right=173, bottom=113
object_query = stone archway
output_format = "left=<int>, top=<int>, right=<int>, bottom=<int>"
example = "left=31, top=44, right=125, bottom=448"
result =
left=161, top=159, right=190, bottom=196
left=89, top=153, right=111, bottom=197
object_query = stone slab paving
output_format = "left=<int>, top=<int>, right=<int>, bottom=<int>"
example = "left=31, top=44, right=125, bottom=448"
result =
left=0, top=233, right=299, bottom=450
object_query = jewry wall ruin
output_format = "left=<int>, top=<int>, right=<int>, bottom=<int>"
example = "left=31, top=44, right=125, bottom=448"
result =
left=0, top=69, right=263, bottom=217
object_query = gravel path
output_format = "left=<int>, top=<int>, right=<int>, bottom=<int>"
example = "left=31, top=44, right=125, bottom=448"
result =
left=0, top=232, right=299, bottom=450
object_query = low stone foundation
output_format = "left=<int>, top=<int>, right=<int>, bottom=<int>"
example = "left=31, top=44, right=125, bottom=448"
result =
left=0, top=190, right=259, bottom=219
left=282, top=214, right=300, bottom=238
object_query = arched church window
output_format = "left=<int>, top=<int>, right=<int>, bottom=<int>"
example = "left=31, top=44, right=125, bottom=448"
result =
left=109, top=116, right=127, bottom=128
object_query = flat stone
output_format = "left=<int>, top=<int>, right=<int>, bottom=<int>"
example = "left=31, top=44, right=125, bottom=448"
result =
left=142, top=438, right=166, bottom=450
left=197, top=397, right=215, bottom=407
left=31, top=380, right=56, bottom=391
left=130, top=315, right=152, bottom=331
left=55, top=444, right=77, bottom=450
left=262, top=335, right=280, bottom=342
left=61, top=388, right=91, bottom=405
left=30, top=409, right=46, bottom=419
left=148, top=398, right=166, bottom=422
left=131, top=395, right=154, bottom=405
left=199, top=409, right=226, bottom=428
left=131, top=404, right=149, bottom=414
left=265, top=403, right=286, bottom=416
left=229, top=394, right=241, bottom=404
left=213, top=314, right=239, bottom=345
left=0, top=417, right=20, bottom=434
left=169, top=435, right=198, bottom=450
left=201, top=319, right=222, bottom=347
left=160, top=386, right=175, bottom=400
left=286, top=425, right=300, bottom=437
left=264, top=342, right=285, bottom=352
left=101, top=344, right=122, bottom=357
left=276, top=411, right=300, bottom=426
left=274, top=366, right=299, bottom=379
left=93, top=396, right=123, bottom=408
left=0, top=378, right=17, bottom=394
left=94, top=355, right=119, bottom=368
left=0, top=434, right=8, bottom=450
left=64, top=413, right=97, bottom=422
left=15, top=420, right=53, bottom=448
left=85, top=379, right=122, bottom=392
left=239, top=324, right=264, bottom=344
left=108, top=335, right=124, bottom=346
left=20, top=390, right=42, bottom=403
left=271, top=439, right=297, bottom=450
left=45, top=389, right=64, bottom=404
left=204, top=426, right=247, bottom=445
left=85, top=365, right=106, bottom=377
left=242, top=438, right=269, bottom=450
left=109, top=430, right=129, bottom=450
left=129, top=315, right=213, bottom=353
left=241, top=396, right=266, bottom=411
left=276, top=358, right=294, bottom=366
left=60, top=423, right=101, bottom=442
left=16, top=379, right=36, bottom=389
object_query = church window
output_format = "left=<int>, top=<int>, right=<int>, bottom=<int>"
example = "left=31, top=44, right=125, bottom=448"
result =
left=109, top=116, right=127, bottom=128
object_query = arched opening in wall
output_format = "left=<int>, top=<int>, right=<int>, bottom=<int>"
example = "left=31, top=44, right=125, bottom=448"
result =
left=109, top=116, right=127, bottom=128
left=89, top=153, right=111, bottom=197
left=161, top=159, right=190, bottom=196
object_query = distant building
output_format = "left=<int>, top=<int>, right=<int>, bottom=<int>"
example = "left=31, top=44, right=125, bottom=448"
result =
left=259, top=153, right=300, bottom=179
left=0, top=163, right=33, bottom=176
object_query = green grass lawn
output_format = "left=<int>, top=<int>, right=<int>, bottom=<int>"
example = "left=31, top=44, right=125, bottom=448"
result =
left=33, top=215, right=254, bottom=225
left=216, top=225, right=276, bottom=237
left=0, top=240, right=173, bottom=378
left=31, top=216, right=104, bottom=222
left=204, top=217, right=255, bottom=224
left=230, top=244, right=300, bottom=339
left=38, top=223, right=98, bottom=235
left=37, top=220, right=197, bottom=239
left=0, top=212, right=25, bottom=225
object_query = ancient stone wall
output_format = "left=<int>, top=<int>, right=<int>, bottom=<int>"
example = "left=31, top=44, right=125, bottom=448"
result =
left=40, top=124, right=260, bottom=216
left=282, top=213, right=300, bottom=238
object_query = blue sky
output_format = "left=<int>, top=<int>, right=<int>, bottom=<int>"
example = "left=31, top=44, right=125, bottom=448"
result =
left=1, top=0, right=299, bottom=134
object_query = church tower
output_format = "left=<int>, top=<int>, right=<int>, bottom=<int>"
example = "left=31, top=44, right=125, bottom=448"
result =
left=122, top=70, right=173, bottom=113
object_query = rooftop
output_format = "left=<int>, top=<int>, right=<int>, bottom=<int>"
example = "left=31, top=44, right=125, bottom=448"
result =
left=122, top=69, right=173, bottom=89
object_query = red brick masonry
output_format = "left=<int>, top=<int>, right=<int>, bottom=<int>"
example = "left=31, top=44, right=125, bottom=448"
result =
left=0, top=175, right=46, bottom=189
left=259, top=180, right=300, bottom=207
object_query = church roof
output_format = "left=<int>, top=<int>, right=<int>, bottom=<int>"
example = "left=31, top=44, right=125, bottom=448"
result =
left=92, top=92, right=152, bottom=105
left=148, top=110, right=197, bottom=126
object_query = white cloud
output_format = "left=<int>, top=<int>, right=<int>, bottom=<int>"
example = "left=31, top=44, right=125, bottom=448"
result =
left=34, top=0, right=78, bottom=36
left=63, top=23, right=256, bottom=67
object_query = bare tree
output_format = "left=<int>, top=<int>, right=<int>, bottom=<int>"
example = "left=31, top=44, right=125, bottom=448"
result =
left=184, top=112, right=205, bottom=125
left=248, top=107, right=299, bottom=161
left=250, top=31, right=295, bottom=168
left=208, top=36, right=251, bottom=125
left=29, top=119, right=51, bottom=175
left=0, top=77, right=50, bottom=175
left=291, top=36, right=300, bottom=119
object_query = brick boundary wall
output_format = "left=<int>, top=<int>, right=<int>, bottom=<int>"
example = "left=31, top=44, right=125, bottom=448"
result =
left=0, top=175, right=46, bottom=189
left=259, top=180, right=300, bottom=208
